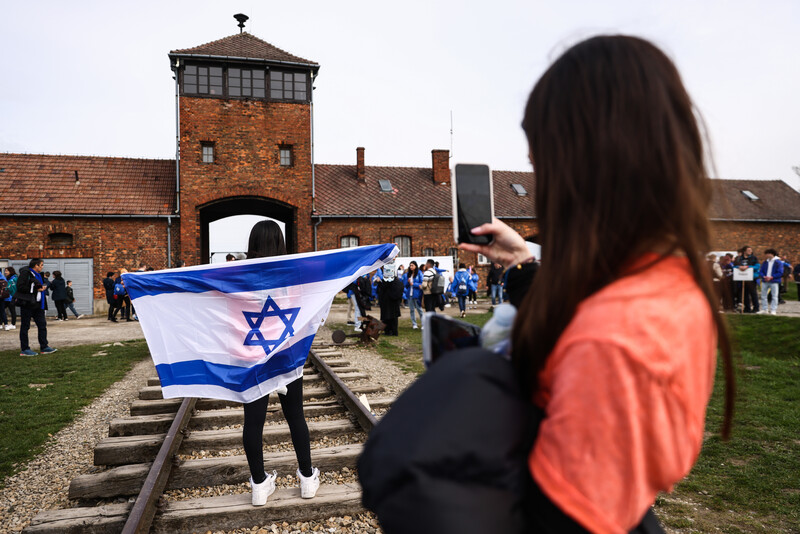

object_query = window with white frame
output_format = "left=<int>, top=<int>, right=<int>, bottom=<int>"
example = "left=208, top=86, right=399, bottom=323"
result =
left=477, top=253, right=491, bottom=265
left=394, top=236, right=411, bottom=257
left=340, top=235, right=359, bottom=248
left=449, top=247, right=458, bottom=266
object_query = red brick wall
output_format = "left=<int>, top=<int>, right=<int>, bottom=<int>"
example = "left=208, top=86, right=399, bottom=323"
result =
left=178, top=97, right=313, bottom=264
left=711, top=221, right=800, bottom=263
left=0, top=216, right=178, bottom=300
left=316, top=218, right=537, bottom=281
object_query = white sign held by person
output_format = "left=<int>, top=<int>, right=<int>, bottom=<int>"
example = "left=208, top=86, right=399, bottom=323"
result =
left=733, top=268, right=754, bottom=281
left=122, top=244, right=398, bottom=403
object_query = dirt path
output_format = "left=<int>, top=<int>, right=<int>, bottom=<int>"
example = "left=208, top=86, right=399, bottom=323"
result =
left=0, top=315, right=144, bottom=352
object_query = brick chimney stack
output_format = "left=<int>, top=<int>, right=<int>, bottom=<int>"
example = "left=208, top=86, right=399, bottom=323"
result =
left=432, top=149, right=450, bottom=185
left=356, top=147, right=366, bottom=182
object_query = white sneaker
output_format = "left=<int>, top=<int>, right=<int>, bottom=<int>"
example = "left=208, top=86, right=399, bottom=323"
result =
left=7, top=324, right=15, bottom=330
left=250, top=470, right=277, bottom=506
left=412, top=324, right=418, bottom=330
left=298, top=467, right=320, bottom=498
left=756, top=310, right=767, bottom=315
left=769, top=310, right=777, bottom=315
left=77, top=314, right=84, bottom=319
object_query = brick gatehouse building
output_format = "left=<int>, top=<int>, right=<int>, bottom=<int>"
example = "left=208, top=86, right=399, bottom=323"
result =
left=1, top=30, right=799, bottom=313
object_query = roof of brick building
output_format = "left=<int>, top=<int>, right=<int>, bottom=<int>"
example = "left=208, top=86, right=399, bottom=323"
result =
left=170, top=32, right=318, bottom=67
left=2, top=152, right=799, bottom=223
left=709, top=179, right=800, bottom=221
left=314, top=164, right=536, bottom=218
left=0, top=153, right=176, bottom=216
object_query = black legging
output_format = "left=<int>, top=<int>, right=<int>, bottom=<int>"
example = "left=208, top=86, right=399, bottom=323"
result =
left=243, top=376, right=312, bottom=483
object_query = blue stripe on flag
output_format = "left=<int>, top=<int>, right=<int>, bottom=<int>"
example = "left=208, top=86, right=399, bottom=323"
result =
left=155, top=334, right=315, bottom=392
left=123, top=244, right=396, bottom=298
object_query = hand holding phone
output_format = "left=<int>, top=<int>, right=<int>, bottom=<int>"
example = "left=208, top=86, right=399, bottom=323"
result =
left=452, top=163, right=494, bottom=245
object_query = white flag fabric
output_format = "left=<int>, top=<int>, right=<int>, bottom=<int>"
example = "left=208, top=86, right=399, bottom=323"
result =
left=122, top=244, right=398, bottom=403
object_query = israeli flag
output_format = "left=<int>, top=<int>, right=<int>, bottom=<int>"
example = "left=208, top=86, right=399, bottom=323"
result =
left=122, top=244, right=397, bottom=403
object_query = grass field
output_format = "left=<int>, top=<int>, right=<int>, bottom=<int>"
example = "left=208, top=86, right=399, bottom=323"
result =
left=334, top=299, right=800, bottom=532
left=0, top=340, right=150, bottom=485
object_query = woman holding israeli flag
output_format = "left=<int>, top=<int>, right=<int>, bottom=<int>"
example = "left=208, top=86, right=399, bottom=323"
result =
left=241, top=220, right=320, bottom=505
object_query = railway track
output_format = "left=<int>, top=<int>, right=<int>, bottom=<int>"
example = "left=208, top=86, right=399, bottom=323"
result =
left=24, top=344, right=390, bottom=533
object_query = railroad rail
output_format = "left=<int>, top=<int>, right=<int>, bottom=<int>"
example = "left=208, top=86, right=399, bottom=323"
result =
left=24, top=344, right=390, bottom=533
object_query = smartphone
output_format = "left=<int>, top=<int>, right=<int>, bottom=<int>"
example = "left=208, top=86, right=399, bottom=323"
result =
left=421, top=312, right=482, bottom=368
left=452, top=163, right=494, bottom=244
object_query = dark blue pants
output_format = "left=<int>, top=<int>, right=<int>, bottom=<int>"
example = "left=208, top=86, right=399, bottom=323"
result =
left=20, top=306, right=48, bottom=351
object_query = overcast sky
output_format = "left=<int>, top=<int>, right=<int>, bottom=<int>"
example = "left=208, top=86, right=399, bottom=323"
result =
left=2, top=1, right=798, bottom=191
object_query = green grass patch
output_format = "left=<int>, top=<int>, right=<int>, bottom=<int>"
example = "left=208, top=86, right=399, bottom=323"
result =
left=340, top=306, right=800, bottom=531
left=0, top=340, right=150, bottom=485
left=655, top=314, right=800, bottom=531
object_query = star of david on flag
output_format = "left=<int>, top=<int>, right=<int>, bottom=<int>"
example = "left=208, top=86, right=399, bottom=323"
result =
left=243, top=296, right=300, bottom=356
left=122, top=243, right=398, bottom=403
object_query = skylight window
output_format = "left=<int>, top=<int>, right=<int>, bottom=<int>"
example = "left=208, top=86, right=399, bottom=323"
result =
left=511, top=183, right=527, bottom=196
left=379, top=179, right=393, bottom=192
left=741, top=190, right=759, bottom=201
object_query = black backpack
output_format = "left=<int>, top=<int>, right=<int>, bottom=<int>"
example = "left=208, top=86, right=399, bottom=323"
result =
left=0, top=280, right=8, bottom=300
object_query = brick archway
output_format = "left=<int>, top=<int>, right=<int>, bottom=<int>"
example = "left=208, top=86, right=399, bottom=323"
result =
left=198, top=196, right=298, bottom=263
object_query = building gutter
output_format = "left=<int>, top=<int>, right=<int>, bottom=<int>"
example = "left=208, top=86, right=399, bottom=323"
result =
left=710, top=218, right=800, bottom=223
left=172, top=58, right=181, bottom=215
left=0, top=213, right=179, bottom=219
left=313, top=215, right=323, bottom=251
left=168, top=53, right=320, bottom=71
left=166, top=216, right=172, bottom=268
left=313, top=214, right=536, bottom=220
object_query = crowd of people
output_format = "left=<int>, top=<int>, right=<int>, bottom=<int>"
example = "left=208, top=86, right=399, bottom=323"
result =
left=709, top=246, right=798, bottom=314
left=342, top=259, right=509, bottom=331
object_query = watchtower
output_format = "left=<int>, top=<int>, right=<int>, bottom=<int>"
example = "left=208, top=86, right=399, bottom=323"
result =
left=169, top=18, right=320, bottom=263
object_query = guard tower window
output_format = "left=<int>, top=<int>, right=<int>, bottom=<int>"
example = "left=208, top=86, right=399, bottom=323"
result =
left=270, top=71, right=308, bottom=101
left=279, top=146, right=293, bottom=167
left=184, top=65, right=223, bottom=96
left=228, top=67, right=266, bottom=98
left=201, top=142, right=215, bottom=164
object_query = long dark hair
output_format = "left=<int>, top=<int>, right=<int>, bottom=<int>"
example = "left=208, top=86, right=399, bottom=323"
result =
left=246, top=220, right=286, bottom=259
left=407, top=260, right=418, bottom=275
left=513, top=35, right=734, bottom=438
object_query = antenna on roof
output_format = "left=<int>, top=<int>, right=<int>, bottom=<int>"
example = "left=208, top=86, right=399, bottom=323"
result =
left=450, top=111, right=454, bottom=159
left=234, top=13, right=249, bottom=33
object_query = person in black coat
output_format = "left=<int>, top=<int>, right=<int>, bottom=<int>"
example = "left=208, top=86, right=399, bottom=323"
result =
left=103, top=271, right=120, bottom=322
left=50, top=271, right=68, bottom=321
left=376, top=265, right=403, bottom=336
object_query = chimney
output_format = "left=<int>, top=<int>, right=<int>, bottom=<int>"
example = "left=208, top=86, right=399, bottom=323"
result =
left=356, top=147, right=366, bottom=182
left=432, top=149, right=450, bottom=185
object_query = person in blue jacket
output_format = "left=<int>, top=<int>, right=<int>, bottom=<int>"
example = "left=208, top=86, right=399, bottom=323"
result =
left=404, top=261, right=424, bottom=330
left=758, top=249, right=783, bottom=315
left=467, top=266, right=480, bottom=308
left=453, top=263, right=472, bottom=318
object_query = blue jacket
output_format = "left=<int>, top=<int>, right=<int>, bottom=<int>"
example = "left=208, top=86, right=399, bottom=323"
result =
left=453, top=270, right=472, bottom=295
left=760, top=258, right=784, bottom=282
left=404, top=271, right=423, bottom=300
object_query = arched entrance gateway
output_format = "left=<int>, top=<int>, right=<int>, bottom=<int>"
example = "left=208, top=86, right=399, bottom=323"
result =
left=199, top=196, right=297, bottom=263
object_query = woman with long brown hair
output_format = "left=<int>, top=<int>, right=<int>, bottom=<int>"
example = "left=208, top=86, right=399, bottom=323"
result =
left=242, top=220, right=320, bottom=505
left=461, top=35, right=735, bottom=532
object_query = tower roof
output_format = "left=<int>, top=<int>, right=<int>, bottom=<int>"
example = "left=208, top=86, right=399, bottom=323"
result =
left=169, top=32, right=318, bottom=68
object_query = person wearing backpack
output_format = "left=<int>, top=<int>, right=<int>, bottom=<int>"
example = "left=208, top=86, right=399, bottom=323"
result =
left=3, top=267, right=18, bottom=330
left=421, top=259, right=438, bottom=313
left=453, top=263, right=472, bottom=318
